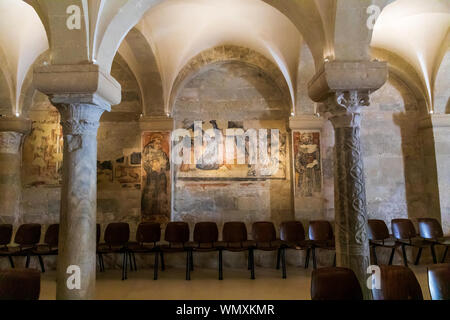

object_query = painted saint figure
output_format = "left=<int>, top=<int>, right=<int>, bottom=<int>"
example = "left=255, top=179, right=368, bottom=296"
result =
left=141, top=134, right=170, bottom=220
left=294, top=133, right=321, bottom=197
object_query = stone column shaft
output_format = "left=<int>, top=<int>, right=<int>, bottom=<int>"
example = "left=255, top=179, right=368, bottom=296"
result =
left=53, top=102, right=107, bottom=300
left=0, top=118, right=31, bottom=224
left=324, top=90, right=371, bottom=298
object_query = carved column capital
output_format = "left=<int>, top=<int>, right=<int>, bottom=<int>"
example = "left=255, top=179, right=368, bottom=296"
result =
left=321, top=90, right=371, bottom=128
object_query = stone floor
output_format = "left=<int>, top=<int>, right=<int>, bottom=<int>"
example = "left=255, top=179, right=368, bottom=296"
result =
left=39, top=265, right=432, bottom=300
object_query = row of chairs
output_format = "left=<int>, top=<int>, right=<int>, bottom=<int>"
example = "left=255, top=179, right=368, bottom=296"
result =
left=368, top=218, right=450, bottom=266
left=311, top=264, right=450, bottom=300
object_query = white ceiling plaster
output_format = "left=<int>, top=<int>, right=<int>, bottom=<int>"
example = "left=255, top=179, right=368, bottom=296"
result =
left=0, top=0, right=48, bottom=115
left=371, top=0, right=450, bottom=112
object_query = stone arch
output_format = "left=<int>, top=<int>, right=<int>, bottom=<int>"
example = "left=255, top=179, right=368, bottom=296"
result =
left=168, top=45, right=292, bottom=116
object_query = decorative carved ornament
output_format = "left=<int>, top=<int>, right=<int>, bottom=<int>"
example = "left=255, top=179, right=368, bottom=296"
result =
left=0, top=132, right=23, bottom=154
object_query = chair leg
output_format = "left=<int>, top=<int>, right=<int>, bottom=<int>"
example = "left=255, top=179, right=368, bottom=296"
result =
left=25, top=253, right=30, bottom=268
left=154, top=251, right=159, bottom=280
left=281, top=248, right=287, bottom=279
left=190, top=250, right=194, bottom=271
left=430, top=245, right=437, bottom=264
left=248, top=251, right=251, bottom=270
left=414, top=247, right=423, bottom=265
left=160, top=251, right=165, bottom=271
left=100, top=253, right=105, bottom=272
left=441, top=246, right=448, bottom=263
left=121, top=252, right=128, bottom=281
left=276, top=248, right=281, bottom=270
left=305, top=248, right=311, bottom=269
left=333, top=252, right=336, bottom=267
left=401, top=244, right=408, bottom=267
left=37, top=255, right=45, bottom=273
left=132, top=252, right=137, bottom=271
left=186, top=250, right=191, bottom=281
left=312, top=247, right=317, bottom=270
left=388, top=248, right=395, bottom=265
left=218, top=249, right=223, bottom=280
left=250, top=249, right=255, bottom=280
left=128, top=251, right=134, bottom=271
left=8, top=256, right=14, bottom=268
left=371, top=246, right=378, bottom=265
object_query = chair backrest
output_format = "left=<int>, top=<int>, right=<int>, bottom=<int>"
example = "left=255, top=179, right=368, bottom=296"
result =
left=391, top=219, right=417, bottom=240
left=14, top=224, right=41, bottom=246
left=368, top=219, right=390, bottom=241
left=309, top=220, right=333, bottom=241
left=311, top=267, right=363, bottom=300
left=280, top=221, right=305, bottom=242
left=372, top=265, right=423, bottom=300
left=0, top=268, right=40, bottom=300
left=164, top=222, right=190, bottom=243
left=0, top=224, right=13, bottom=246
left=418, top=218, right=443, bottom=239
left=252, top=222, right=277, bottom=242
left=136, top=222, right=161, bottom=243
left=96, top=224, right=101, bottom=244
left=44, top=224, right=59, bottom=247
left=222, top=222, right=248, bottom=243
left=104, top=222, right=130, bottom=246
left=428, top=264, right=450, bottom=300
left=194, top=222, right=218, bottom=243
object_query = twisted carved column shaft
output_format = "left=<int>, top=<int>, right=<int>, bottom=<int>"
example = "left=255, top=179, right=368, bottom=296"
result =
left=325, top=90, right=371, bottom=298
left=54, top=103, right=106, bottom=300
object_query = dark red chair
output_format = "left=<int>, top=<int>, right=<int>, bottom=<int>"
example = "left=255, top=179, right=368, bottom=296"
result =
left=97, top=222, right=130, bottom=280
left=418, top=218, right=450, bottom=263
left=372, top=265, right=423, bottom=300
left=218, top=222, right=255, bottom=280
left=127, top=222, right=161, bottom=280
left=8, top=224, right=41, bottom=269
left=392, top=218, right=436, bottom=266
left=311, top=267, right=363, bottom=300
left=160, top=222, right=191, bottom=280
left=368, top=219, right=399, bottom=265
left=279, top=221, right=309, bottom=270
left=427, top=263, right=450, bottom=300
left=188, top=222, right=220, bottom=280
left=0, top=224, right=13, bottom=268
left=0, top=268, right=40, bottom=300
left=307, top=220, right=336, bottom=269
left=31, top=224, right=59, bottom=272
left=252, top=222, right=286, bottom=279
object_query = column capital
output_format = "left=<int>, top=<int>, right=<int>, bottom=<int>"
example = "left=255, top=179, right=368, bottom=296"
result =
left=0, top=117, right=32, bottom=135
left=34, top=63, right=121, bottom=107
left=321, top=90, right=370, bottom=128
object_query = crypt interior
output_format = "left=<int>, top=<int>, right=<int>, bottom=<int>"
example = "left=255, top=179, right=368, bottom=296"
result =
left=0, top=0, right=449, bottom=300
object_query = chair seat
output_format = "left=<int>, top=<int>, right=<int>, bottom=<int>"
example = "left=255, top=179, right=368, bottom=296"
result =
left=0, top=246, right=33, bottom=256
left=310, top=240, right=335, bottom=249
left=283, top=240, right=311, bottom=250
left=97, top=243, right=127, bottom=253
left=160, top=244, right=189, bottom=252
left=370, top=239, right=399, bottom=248
left=397, top=238, right=432, bottom=247
left=437, top=238, right=450, bottom=246
left=32, top=245, right=58, bottom=255
left=216, top=241, right=256, bottom=251
left=254, top=240, right=284, bottom=251
left=186, top=242, right=219, bottom=252
left=127, top=242, right=159, bottom=252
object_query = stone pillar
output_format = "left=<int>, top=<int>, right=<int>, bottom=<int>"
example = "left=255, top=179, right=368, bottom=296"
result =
left=308, top=61, right=388, bottom=299
left=0, top=118, right=31, bottom=224
left=34, top=64, right=121, bottom=300
left=324, top=91, right=371, bottom=296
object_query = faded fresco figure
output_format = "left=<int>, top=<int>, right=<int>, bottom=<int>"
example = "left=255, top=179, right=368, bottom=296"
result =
left=294, top=132, right=321, bottom=197
left=141, top=134, right=170, bottom=221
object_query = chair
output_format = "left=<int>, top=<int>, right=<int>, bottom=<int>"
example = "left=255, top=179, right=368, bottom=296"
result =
left=188, top=222, right=220, bottom=280
left=0, top=268, right=40, bottom=300
left=392, top=218, right=436, bottom=266
left=127, top=222, right=161, bottom=280
left=96, top=223, right=104, bottom=271
left=252, top=222, right=286, bottom=279
left=427, top=264, right=450, bottom=300
left=97, top=222, right=130, bottom=280
left=160, top=222, right=190, bottom=280
left=307, top=220, right=336, bottom=269
left=218, top=222, right=255, bottom=280
left=0, top=224, right=13, bottom=268
left=7, top=224, right=41, bottom=269
left=31, top=224, right=59, bottom=272
left=278, top=221, right=309, bottom=270
left=418, top=218, right=450, bottom=263
left=372, top=265, right=423, bottom=300
left=368, top=219, right=399, bottom=265
left=310, top=267, right=363, bottom=300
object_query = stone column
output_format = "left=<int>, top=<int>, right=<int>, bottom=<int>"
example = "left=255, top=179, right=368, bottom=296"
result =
left=308, top=61, right=388, bottom=299
left=51, top=99, right=108, bottom=300
left=0, top=118, right=31, bottom=224
left=34, top=64, right=121, bottom=300
left=324, top=91, right=371, bottom=296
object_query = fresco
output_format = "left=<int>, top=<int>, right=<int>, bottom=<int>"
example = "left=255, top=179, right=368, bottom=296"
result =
left=176, top=120, right=286, bottom=180
left=97, top=152, right=142, bottom=190
left=23, top=111, right=63, bottom=187
left=141, top=132, right=171, bottom=223
left=293, top=131, right=322, bottom=197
